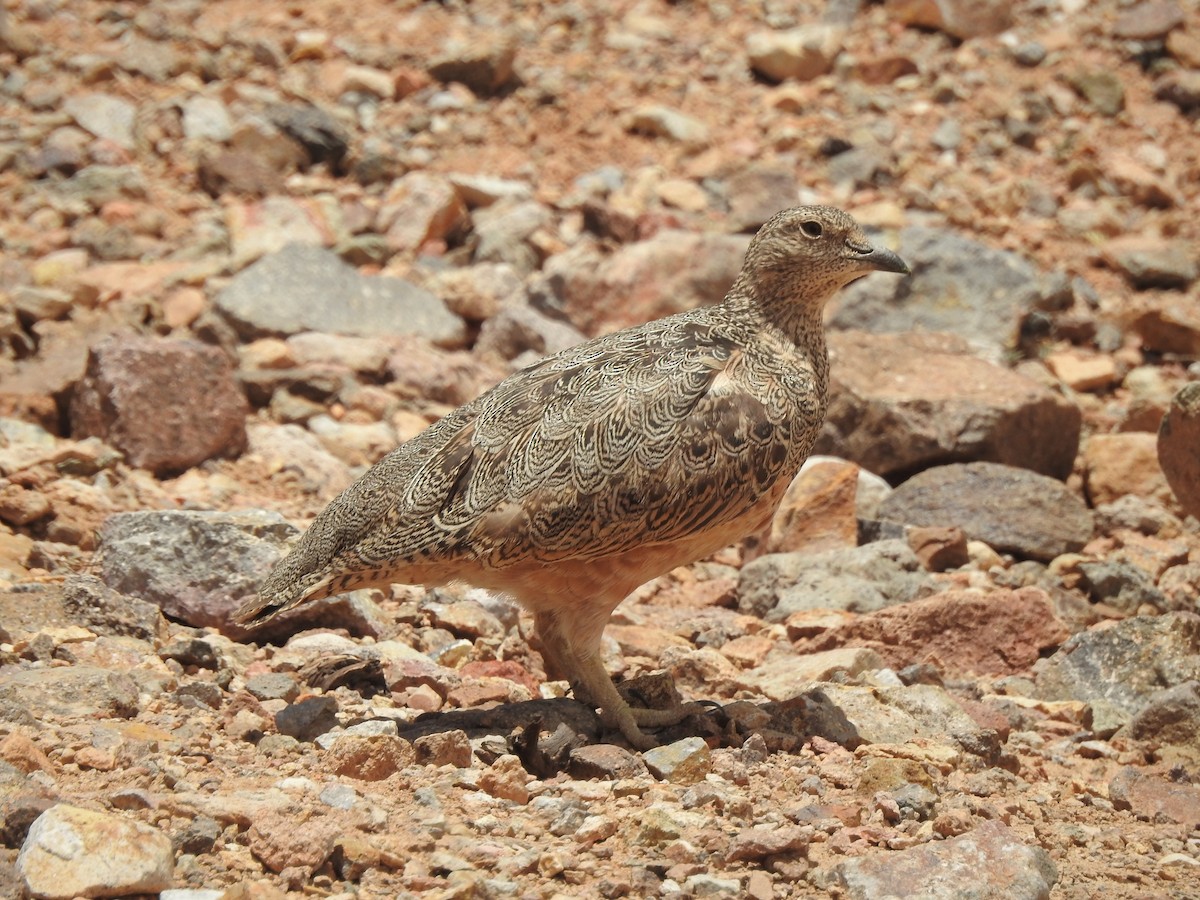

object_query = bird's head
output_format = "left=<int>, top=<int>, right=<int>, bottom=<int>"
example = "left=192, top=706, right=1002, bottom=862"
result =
left=736, top=205, right=909, bottom=314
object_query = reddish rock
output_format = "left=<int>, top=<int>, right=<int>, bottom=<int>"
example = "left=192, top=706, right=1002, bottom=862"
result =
left=568, top=743, right=649, bottom=780
left=379, top=171, right=468, bottom=254
left=834, top=820, right=1057, bottom=897
left=767, top=459, right=860, bottom=555
left=887, top=0, right=1012, bottom=39
left=247, top=814, right=339, bottom=872
left=819, top=332, right=1081, bottom=480
left=1109, top=767, right=1200, bottom=826
left=907, top=525, right=969, bottom=572
left=322, top=735, right=414, bottom=781
left=1084, top=432, right=1173, bottom=508
left=1157, top=383, right=1200, bottom=518
left=794, top=587, right=1069, bottom=678
left=1130, top=298, right=1200, bottom=357
left=69, top=335, right=248, bottom=476
left=413, top=729, right=474, bottom=768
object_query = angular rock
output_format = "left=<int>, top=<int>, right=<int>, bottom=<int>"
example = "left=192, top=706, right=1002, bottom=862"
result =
left=767, top=458, right=860, bottom=555
left=642, top=737, right=711, bottom=785
left=96, top=509, right=297, bottom=634
left=741, top=647, right=886, bottom=702
left=18, top=804, right=173, bottom=899
left=794, top=587, right=1069, bottom=678
left=878, top=462, right=1093, bottom=562
left=1131, top=297, right=1200, bottom=357
left=799, top=682, right=985, bottom=753
left=831, top=820, right=1056, bottom=899
left=1108, top=767, right=1200, bottom=826
left=1084, top=432, right=1172, bottom=508
left=727, top=824, right=811, bottom=862
left=1104, top=236, right=1198, bottom=290
left=60, top=574, right=168, bottom=642
left=69, top=335, right=248, bottom=476
left=471, top=199, right=551, bottom=273
left=181, top=95, right=233, bottom=142
left=216, top=244, right=465, bottom=346
left=817, top=332, right=1082, bottom=480
left=551, top=230, right=750, bottom=336
left=1158, top=383, right=1200, bottom=518
left=247, top=813, right=339, bottom=872
left=428, top=31, right=518, bottom=95
left=379, top=171, right=468, bottom=253
left=266, top=103, right=349, bottom=171
left=0, top=667, right=139, bottom=722
left=1033, top=612, right=1200, bottom=734
left=739, top=540, right=932, bottom=622
left=831, top=228, right=1066, bottom=358
left=1120, top=681, right=1200, bottom=753
left=627, top=105, right=709, bottom=144
left=1112, top=2, right=1185, bottom=42
left=746, top=24, right=845, bottom=83
left=62, top=93, right=136, bottom=149
left=568, top=744, right=650, bottom=780
left=886, top=0, right=1012, bottom=39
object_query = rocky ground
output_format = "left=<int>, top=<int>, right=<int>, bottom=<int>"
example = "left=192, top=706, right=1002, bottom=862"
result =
left=2, top=0, right=1200, bottom=897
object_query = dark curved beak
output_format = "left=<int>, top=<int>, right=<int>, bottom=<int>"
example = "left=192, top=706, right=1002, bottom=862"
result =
left=859, top=245, right=910, bottom=275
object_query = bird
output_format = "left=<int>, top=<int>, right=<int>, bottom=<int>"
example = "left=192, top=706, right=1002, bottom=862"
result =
left=235, top=205, right=910, bottom=749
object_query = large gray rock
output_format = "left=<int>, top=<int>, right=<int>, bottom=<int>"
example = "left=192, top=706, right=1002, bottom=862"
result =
left=831, top=227, right=1068, bottom=358
left=215, top=244, right=465, bottom=346
left=817, top=331, right=1082, bottom=480
left=69, top=334, right=248, bottom=476
left=830, top=820, right=1056, bottom=900
left=878, top=462, right=1094, bottom=562
left=97, top=509, right=297, bottom=633
left=738, top=539, right=933, bottom=622
left=1033, top=612, right=1200, bottom=734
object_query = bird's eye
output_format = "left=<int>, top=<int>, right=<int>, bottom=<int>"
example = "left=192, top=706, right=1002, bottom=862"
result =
left=800, top=220, right=823, bottom=238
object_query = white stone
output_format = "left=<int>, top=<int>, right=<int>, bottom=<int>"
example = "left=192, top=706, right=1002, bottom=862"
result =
left=18, top=804, right=173, bottom=900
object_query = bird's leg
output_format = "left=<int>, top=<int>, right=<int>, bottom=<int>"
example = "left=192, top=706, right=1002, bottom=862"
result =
left=534, top=609, right=705, bottom=750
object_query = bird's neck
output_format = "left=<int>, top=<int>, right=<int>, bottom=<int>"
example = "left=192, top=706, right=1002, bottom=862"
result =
left=726, top=277, right=834, bottom=355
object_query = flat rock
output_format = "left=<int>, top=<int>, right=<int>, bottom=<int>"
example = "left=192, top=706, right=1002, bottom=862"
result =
left=216, top=243, right=465, bottom=346
left=1131, top=296, right=1200, bottom=357
left=18, top=804, right=173, bottom=899
left=830, top=819, right=1056, bottom=899
left=877, top=462, right=1093, bottom=561
left=796, top=587, right=1069, bottom=678
left=1033, top=612, right=1200, bottom=734
left=96, top=508, right=297, bottom=634
left=738, top=539, right=933, bottom=622
left=0, top=667, right=139, bottom=722
left=798, top=682, right=985, bottom=754
left=831, top=228, right=1064, bottom=358
left=69, top=334, right=248, bottom=476
left=1157, top=383, right=1200, bottom=518
left=817, top=331, right=1081, bottom=480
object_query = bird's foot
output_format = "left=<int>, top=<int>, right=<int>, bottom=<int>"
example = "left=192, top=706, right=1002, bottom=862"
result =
left=602, top=700, right=713, bottom=750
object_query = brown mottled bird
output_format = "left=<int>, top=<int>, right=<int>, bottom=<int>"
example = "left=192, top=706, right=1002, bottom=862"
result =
left=236, top=206, right=909, bottom=748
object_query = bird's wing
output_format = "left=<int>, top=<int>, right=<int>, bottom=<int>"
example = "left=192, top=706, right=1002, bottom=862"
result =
left=357, top=313, right=807, bottom=569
